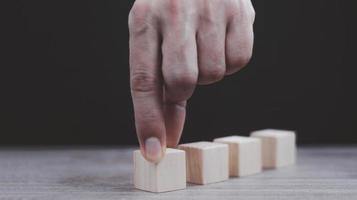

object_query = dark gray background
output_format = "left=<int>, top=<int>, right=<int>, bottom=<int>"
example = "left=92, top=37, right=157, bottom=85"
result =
left=1, top=0, right=356, bottom=145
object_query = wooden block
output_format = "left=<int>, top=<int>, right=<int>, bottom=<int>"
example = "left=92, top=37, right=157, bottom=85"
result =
left=250, top=129, right=296, bottom=168
left=133, top=148, right=186, bottom=192
left=213, top=136, right=262, bottom=177
left=178, top=141, right=229, bottom=184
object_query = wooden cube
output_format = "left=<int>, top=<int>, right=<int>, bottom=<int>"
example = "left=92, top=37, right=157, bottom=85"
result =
left=250, top=129, right=296, bottom=168
left=178, top=141, right=229, bottom=184
left=133, top=148, right=186, bottom=192
left=213, top=136, right=262, bottom=177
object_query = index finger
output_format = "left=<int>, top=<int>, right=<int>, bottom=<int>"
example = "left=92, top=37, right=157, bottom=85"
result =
left=129, top=3, right=166, bottom=163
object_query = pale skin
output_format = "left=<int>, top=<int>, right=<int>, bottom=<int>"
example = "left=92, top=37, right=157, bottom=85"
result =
left=129, top=0, right=255, bottom=163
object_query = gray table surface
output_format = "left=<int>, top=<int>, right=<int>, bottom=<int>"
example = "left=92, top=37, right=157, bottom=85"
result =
left=0, top=146, right=356, bottom=200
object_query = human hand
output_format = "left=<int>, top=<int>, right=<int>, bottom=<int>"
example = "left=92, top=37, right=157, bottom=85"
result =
left=129, top=0, right=255, bottom=162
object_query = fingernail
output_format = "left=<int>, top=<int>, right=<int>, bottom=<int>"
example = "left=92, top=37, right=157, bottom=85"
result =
left=145, top=137, right=163, bottom=163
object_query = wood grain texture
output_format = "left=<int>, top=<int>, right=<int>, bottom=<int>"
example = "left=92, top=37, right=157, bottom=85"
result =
left=0, top=146, right=356, bottom=200
left=251, top=129, right=296, bottom=168
left=178, top=142, right=229, bottom=184
left=133, top=148, right=186, bottom=192
left=214, top=136, right=262, bottom=177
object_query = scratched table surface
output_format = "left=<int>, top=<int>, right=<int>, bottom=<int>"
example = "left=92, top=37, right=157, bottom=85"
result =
left=0, top=146, right=356, bottom=200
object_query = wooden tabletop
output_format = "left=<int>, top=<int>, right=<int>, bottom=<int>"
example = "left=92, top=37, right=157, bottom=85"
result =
left=0, top=146, right=356, bottom=199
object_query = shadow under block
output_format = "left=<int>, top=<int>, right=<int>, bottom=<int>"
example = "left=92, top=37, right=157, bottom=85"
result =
left=133, top=148, right=186, bottom=193
left=213, top=136, right=262, bottom=177
left=250, top=129, right=296, bottom=169
left=178, top=141, right=229, bottom=185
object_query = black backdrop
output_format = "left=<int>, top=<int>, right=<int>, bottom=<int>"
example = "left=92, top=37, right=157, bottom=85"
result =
left=1, top=0, right=356, bottom=145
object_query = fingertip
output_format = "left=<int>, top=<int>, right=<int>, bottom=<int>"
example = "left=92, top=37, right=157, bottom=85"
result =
left=164, top=99, right=186, bottom=149
left=142, top=137, right=166, bottom=163
left=166, top=138, right=180, bottom=148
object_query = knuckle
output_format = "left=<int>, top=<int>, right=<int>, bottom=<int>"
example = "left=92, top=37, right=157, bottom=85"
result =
left=226, top=0, right=240, bottom=15
left=199, top=0, right=215, bottom=24
left=199, top=66, right=225, bottom=83
left=131, top=71, right=159, bottom=93
left=163, top=0, right=185, bottom=23
left=165, top=71, right=197, bottom=101
left=230, top=53, right=252, bottom=69
left=166, top=0, right=181, bottom=13
left=166, top=70, right=197, bottom=91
